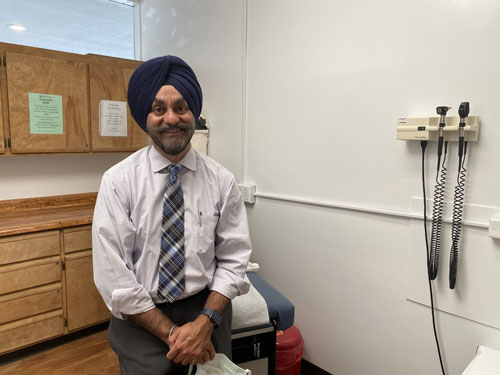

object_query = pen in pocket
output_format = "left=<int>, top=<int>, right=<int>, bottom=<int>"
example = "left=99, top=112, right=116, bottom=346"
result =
left=198, top=211, right=202, bottom=226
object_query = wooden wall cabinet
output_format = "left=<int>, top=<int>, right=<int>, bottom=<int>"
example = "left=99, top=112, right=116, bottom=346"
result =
left=0, top=195, right=110, bottom=354
left=0, top=43, right=211, bottom=156
left=0, top=100, right=4, bottom=153
left=0, top=42, right=148, bottom=155
left=0, top=51, right=6, bottom=154
left=89, top=63, right=150, bottom=152
left=5, top=52, right=89, bottom=153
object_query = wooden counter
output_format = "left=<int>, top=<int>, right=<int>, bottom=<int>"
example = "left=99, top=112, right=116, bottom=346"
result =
left=0, top=193, right=109, bottom=355
left=0, top=193, right=96, bottom=237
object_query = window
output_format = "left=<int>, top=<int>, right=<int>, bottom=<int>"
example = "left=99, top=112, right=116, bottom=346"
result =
left=0, top=0, right=137, bottom=59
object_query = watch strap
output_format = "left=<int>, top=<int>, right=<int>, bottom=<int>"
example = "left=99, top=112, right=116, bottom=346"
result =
left=200, top=308, right=222, bottom=328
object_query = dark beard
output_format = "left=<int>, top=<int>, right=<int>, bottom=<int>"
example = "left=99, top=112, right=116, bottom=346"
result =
left=148, top=124, right=194, bottom=156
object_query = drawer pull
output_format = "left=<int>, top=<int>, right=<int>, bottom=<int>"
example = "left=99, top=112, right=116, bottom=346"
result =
left=253, top=342, right=261, bottom=358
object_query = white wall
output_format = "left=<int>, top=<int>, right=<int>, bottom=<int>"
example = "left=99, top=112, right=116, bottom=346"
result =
left=244, top=1, right=500, bottom=374
left=3, top=1, right=500, bottom=374
left=0, top=0, right=246, bottom=201
left=0, top=153, right=128, bottom=200
left=139, top=0, right=247, bottom=181
left=138, top=1, right=500, bottom=374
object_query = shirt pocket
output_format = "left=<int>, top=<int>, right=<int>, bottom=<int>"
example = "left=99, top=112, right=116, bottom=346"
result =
left=196, top=215, right=219, bottom=261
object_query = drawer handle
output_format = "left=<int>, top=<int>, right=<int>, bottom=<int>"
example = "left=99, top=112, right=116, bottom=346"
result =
left=253, top=342, right=261, bottom=358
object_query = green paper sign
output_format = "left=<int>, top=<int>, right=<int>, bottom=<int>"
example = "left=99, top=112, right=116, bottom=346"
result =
left=28, top=93, right=63, bottom=134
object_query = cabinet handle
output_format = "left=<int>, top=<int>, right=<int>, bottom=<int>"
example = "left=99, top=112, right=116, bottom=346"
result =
left=253, top=342, right=261, bottom=358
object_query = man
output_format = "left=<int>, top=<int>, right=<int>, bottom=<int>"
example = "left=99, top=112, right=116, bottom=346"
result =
left=92, top=55, right=252, bottom=375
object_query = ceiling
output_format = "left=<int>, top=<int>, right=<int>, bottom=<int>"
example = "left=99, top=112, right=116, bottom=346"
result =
left=0, top=0, right=136, bottom=59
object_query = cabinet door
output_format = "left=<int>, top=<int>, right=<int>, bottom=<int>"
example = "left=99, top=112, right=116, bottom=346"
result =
left=64, top=251, right=110, bottom=331
left=6, top=52, right=89, bottom=153
left=0, top=52, right=6, bottom=154
left=89, top=63, right=149, bottom=151
left=0, top=84, right=5, bottom=154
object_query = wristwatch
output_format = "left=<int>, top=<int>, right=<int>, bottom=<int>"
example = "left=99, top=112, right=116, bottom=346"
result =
left=200, top=309, right=222, bottom=328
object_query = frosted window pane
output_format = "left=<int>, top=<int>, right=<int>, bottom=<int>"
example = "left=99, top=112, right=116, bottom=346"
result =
left=0, top=0, right=135, bottom=59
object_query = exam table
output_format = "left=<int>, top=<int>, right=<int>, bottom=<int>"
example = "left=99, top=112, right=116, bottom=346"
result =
left=230, top=272, right=295, bottom=375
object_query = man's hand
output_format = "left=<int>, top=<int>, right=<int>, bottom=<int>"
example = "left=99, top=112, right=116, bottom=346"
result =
left=167, top=315, right=216, bottom=365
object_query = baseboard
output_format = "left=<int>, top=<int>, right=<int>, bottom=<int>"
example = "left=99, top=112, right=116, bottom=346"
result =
left=301, top=358, right=332, bottom=375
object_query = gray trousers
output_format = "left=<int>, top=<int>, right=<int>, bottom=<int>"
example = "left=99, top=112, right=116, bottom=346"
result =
left=108, top=289, right=232, bottom=375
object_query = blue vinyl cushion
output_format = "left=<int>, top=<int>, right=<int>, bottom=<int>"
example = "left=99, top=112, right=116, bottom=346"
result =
left=247, top=272, right=294, bottom=331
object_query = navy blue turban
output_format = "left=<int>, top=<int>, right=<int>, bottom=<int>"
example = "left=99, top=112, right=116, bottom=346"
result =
left=127, top=55, right=203, bottom=133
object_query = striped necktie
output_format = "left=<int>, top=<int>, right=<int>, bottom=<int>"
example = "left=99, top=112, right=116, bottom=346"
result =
left=157, top=163, right=185, bottom=302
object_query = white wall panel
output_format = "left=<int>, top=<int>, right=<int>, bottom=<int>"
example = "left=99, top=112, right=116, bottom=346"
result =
left=244, top=0, right=500, bottom=373
left=139, top=0, right=247, bottom=181
left=247, top=201, right=500, bottom=375
left=246, top=0, right=500, bottom=211
left=0, top=154, right=128, bottom=200
left=55, top=1, right=500, bottom=374
left=135, top=0, right=500, bottom=374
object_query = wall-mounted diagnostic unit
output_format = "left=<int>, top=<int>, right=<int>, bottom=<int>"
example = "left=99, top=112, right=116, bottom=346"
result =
left=398, top=103, right=480, bottom=375
left=397, top=115, right=480, bottom=141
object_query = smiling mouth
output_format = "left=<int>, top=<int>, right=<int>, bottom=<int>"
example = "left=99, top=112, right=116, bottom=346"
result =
left=161, top=128, right=185, bottom=135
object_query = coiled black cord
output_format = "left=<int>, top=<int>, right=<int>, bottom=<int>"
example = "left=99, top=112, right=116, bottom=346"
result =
left=421, top=141, right=446, bottom=375
left=450, top=142, right=468, bottom=289
left=429, top=142, right=448, bottom=280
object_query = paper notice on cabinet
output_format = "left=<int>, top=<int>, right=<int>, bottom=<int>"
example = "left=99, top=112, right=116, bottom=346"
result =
left=99, top=100, right=127, bottom=137
left=28, top=93, right=63, bottom=134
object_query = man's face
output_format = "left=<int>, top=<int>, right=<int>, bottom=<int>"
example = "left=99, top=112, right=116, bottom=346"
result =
left=146, top=85, right=195, bottom=159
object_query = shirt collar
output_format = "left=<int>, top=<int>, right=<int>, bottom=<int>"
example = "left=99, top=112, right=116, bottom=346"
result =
left=149, top=145, right=197, bottom=173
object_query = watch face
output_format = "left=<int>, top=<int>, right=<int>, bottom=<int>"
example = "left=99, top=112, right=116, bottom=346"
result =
left=211, top=310, right=222, bottom=327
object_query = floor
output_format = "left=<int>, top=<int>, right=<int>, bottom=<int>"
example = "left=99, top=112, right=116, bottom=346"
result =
left=0, top=328, right=329, bottom=375
left=0, top=330, right=119, bottom=375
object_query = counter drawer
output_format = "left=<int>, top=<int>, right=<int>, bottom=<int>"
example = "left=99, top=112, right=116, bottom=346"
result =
left=0, top=230, right=60, bottom=265
left=0, top=284, right=62, bottom=325
left=0, top=256, right=61, bottom=295
left=63, top=225, right=92, bottom=253
left=0, top=310, right=64, bottom=354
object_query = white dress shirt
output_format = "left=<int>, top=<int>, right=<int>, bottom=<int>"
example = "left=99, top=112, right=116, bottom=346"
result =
left=92, top=145, right=251, bottom=319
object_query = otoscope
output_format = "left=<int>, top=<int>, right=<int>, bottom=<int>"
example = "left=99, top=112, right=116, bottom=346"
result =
left=449, top=102, right=469, bottom=289
left=429, top=106, right=450, bottom=280
left=458, top=102, right=469, bottom=162
left=436, top=106, right=451, bottom=170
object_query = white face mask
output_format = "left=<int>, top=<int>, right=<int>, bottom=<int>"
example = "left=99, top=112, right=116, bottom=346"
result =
left=188, top=354, right=251, bottom=375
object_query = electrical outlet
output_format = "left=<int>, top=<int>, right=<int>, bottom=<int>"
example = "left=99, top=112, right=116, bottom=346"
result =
left=237, top=184, right=256, bottom=204
left=489, top=217, right=500, bottom=239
